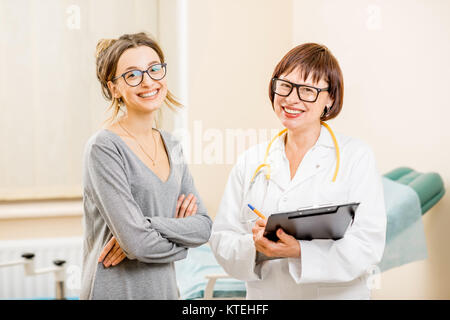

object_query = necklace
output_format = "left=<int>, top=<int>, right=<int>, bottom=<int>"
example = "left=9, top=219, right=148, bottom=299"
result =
left=118, top=120, right=158, bottom=166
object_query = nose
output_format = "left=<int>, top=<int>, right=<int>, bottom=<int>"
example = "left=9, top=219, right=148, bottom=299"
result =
left=285, top=87, right=301, bottom=104
left=140, top=71, right=155, bottom=87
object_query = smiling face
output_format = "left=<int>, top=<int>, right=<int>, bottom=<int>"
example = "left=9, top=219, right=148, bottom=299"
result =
left=107, top=45, right=168, bottom=114
left=273, top=67, right=333, bottom=132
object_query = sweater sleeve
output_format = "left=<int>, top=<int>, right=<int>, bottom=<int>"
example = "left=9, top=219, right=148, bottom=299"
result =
left=147, top=146, right=212, bottom=248
left=85, top=143, right=187, bottom=263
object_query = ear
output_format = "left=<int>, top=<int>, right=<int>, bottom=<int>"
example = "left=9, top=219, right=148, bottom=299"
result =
left=323, top=99, right=334, bottom=116
left=326, top=95, right=334, bottom=110
left=107, top=80, right=121, bottom=99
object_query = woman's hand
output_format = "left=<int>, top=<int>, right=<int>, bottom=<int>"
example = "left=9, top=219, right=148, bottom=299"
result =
left=175, top=193, right=198, bottom=218
left=252, top=219, right=301, bottom=258
left=98, top=236, right=126, bottom=268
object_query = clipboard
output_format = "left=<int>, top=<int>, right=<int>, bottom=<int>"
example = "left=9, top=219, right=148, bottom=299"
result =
left=264, top=202, right=360, bottom=241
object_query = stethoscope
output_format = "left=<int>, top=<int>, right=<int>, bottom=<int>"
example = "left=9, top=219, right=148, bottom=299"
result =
left=241, top=121, right=340, bottom=225
left=250, top=121, right=340, bottom=184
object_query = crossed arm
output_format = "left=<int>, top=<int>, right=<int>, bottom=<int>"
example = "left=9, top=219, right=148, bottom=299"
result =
left=99, top=193, right=199, bottom=268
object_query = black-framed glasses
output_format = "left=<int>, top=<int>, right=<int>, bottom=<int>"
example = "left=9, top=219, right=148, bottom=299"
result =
left=272, top=78, right=329, bottom=102
left=112, top=63, right=167, bottom=87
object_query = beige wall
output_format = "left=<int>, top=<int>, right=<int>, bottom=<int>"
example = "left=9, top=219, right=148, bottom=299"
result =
left=292, top=0, right=450, bottom=299
left=0, top=216, right=82, bottom=240
left=185, top=0, right=293, bottom=218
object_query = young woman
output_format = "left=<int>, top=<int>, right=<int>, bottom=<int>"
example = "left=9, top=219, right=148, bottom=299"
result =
left=80, top=32, right=212, bottom=299
left=210, top=43, right=386, bottom=299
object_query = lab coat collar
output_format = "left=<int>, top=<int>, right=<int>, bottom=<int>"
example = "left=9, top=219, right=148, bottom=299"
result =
left=270, top=125, right=335, bottom=153
left=316, top=124, right=336, bottom=148
left=266, top=125, right=337, bottom=190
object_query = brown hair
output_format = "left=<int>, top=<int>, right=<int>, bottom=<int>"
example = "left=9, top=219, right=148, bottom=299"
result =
left=95, top=32, right=181, bottom=126
left=269, top=43, right=344, bottom=121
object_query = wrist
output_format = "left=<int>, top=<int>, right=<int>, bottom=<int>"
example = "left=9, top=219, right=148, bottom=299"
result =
left=296, top=241, right=301, bottom=258
left=288, top=241, right=301, bottom=258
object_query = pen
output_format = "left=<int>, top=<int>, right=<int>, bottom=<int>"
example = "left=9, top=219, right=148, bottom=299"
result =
left=247, top=204, right=266, bottom=220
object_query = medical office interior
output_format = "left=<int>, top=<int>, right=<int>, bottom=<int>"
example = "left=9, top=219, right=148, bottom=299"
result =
left=0, top=0, right=449, bottom=300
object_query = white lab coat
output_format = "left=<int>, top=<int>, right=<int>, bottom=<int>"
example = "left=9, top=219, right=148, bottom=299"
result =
left=209, top=126, right=387, bottom=299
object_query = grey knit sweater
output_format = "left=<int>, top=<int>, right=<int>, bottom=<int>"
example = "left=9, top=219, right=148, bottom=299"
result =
left=80, top=129, right=212, bottom=299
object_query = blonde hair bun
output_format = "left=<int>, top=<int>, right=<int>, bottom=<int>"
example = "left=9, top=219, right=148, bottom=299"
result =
left=95, top=38, right=116, bottom=58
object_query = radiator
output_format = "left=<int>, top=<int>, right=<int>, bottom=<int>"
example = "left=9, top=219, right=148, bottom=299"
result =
left=0, top=237, right=83, bottom=299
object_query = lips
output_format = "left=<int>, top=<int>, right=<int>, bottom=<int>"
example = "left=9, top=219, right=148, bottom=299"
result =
left=137, top=89, right=159, bottom=99
left=282, top=106, right=305, bottom=118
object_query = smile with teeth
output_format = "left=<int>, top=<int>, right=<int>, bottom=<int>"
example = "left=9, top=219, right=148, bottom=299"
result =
left=282, top=106, right=304, bottom=114
left=138, top=89, right=158, bottom=98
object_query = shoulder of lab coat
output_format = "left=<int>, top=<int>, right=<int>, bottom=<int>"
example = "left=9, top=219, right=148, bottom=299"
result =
left=288, top=133, right=387, bottom=284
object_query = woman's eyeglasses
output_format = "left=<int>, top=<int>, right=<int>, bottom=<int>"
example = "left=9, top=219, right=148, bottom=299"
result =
left=112, top=63, right=167, bottom=87
left=272, top=78, right=329, bottom=102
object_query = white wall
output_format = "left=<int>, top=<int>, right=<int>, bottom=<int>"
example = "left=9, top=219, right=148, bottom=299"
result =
left=293, top=0, right=450, bottom=299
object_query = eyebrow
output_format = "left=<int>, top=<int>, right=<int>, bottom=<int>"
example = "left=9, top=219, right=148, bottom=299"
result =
left=123, top=60, right=160, bottom=72
left=279, top=76, right=319, bottom=87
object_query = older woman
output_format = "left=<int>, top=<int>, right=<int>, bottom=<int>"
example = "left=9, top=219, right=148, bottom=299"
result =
left=210, top=43, right=386, bottom=299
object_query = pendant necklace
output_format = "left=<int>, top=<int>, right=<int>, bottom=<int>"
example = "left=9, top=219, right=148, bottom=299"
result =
left=118, top=120, right=157, bottom=166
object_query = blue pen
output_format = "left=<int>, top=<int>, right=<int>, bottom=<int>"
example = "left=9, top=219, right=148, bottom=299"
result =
left=247, top=204, right=266, bottom=220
